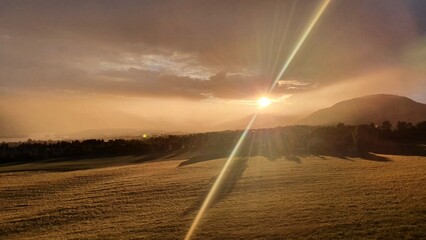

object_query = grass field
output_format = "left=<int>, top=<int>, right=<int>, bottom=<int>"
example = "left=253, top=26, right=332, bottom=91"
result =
left=0, top=154, right=425, bottom=239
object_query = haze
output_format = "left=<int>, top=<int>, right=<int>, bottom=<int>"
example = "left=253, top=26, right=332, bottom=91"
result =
left=1, top=0, right=425, bottom=138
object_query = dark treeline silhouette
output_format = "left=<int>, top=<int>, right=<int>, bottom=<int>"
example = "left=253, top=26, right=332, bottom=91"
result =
left=1, top=121, right=425, bottom=163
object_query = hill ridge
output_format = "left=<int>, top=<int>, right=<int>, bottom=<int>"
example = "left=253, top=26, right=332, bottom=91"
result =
left=298, top=94, right=426, bottom=126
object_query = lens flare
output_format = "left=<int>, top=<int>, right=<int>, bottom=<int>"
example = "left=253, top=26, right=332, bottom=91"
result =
left=269, top=0, right=332, bottom=92
left=184, top=114, right=258, bottom=240
left=184, top=1, right=332, bottom=239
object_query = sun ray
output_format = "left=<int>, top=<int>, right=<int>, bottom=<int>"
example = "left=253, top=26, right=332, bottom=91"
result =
left=271, top=0, right=298, bottom=77
left=269, top=0, right=332, bottom=92
left=184, top=114, right=258, bottom=240
left=184, top=1, right=332, bottom=239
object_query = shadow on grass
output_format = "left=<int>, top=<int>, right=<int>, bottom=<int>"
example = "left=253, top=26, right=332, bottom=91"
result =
left=178, top=150, right=392, bottom=168
left=178, top=150, right=229, bottom=167
left=132, top=149, right=187, bottom=163
left=182, top=156, right=248, bottom=216
left=314, top=151, right=390, bottom=162
left=285, top=155, right=302, bottom=164
left=0, top=150, right=188, bottom=173
left=357, top=152, right=391, bottom=162
left=179, top=150, right=392, bottom=215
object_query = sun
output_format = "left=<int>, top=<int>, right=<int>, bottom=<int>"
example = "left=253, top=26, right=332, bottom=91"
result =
left=257, top=97, right=272, bottom=108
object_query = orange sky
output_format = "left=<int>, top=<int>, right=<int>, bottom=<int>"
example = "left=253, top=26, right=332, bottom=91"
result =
left=0, top=0, right=425, bottom=138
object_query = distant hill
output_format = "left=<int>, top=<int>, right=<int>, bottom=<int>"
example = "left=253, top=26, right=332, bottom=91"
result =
left=298, top=94, right=426, bottom=126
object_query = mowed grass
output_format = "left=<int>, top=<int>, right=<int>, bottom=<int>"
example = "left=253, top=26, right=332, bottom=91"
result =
left=0, top=154, right=425, bottom=239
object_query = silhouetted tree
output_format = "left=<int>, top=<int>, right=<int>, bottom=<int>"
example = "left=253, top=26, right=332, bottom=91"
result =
left=353, top=124, right=378, bottom=152
left=381, top=121, right=392, bottom=131
left=1, top=120, right=424, bottom=163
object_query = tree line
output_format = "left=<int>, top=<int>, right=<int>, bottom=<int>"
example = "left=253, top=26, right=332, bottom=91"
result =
left=1, top=121, right=425, bottom=163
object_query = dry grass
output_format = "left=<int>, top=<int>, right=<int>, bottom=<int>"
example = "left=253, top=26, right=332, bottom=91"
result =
left=0, top=154, right=425, bottom=239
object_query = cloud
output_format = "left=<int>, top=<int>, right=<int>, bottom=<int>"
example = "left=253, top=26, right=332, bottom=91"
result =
left=98, top=52, right=217, bottom=80
left=88, top=69, right=287, bottom=100
left=0, top=0, right=424, bottom=101
left=0, top=0, right=425, bottom=136
left=277, top=80, right=315, bottom=90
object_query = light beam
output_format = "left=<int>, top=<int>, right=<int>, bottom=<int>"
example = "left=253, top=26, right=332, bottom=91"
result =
left=184, top=113, right=258, bottom=240
left=184, top=1, right=331, bottom=239
left=269, top=0, right=332, bottom=92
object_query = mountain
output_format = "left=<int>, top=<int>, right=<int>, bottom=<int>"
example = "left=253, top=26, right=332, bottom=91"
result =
left=298, top=94, right=426, bottom=126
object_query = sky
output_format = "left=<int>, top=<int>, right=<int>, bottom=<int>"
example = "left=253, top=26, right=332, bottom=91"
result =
left=0, top=0, right=425, bottom=138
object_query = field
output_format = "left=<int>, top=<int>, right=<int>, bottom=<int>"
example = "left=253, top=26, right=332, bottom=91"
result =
left=0, top=153, right=425, bottom=239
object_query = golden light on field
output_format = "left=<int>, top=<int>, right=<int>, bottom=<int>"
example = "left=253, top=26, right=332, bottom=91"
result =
left=257, top=97, right=272, bottom=108
left=185, top=0, right=332, bottom=239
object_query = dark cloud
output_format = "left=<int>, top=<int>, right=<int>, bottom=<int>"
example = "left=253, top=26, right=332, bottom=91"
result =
left=0, top=0, right=425, bottom=100
left=41, top=69, right=291, bottom=100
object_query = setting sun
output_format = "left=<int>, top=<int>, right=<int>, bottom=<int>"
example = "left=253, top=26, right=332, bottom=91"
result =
left=257, top=97, right=272, bottom=108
